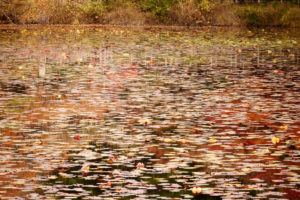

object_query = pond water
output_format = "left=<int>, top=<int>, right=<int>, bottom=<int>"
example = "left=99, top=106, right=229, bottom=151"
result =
left=0, top=25, right=299, bottom=200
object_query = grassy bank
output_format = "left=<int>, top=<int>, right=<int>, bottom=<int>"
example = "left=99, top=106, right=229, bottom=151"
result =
left=0, top=0, right=299, bottom=27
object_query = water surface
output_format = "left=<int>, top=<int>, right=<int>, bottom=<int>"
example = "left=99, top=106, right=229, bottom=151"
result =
left=0, top=25, right=299, bottom=199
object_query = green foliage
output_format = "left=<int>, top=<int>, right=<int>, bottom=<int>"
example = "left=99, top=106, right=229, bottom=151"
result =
left=82, top=1, right=107, bottom=23
left=281, top=7, right=300, bottom=27
left=139, top=0, right=177, bottom=20
left=236, top=2, right=300, bottom=27
left=239, top=6, right=261, bottom=26
left=199, top=0, right=214, bottom=12
left=0, top=0, right=299, bottom=26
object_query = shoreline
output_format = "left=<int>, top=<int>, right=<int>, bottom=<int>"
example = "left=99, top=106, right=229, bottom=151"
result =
left=0, top=24, right=299, bottom=30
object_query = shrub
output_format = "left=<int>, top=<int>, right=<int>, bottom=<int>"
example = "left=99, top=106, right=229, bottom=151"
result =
left=105, top=5, right=147, bottom=25
left=0, top=0, right=299, bottom=27
left=198, top=0, right=214, bottom=12
left=139, top=0, right=177, bottom=22
left=236, top=2, right=299, bottom=27
left=238, top=6, right=261, bottom=26
left=281, top=7, right=300, bottom=27
left=212, top=3, right=241, bottom=26
left=82, top=1, right=107, bottom=23
left=0, top=0, right=31, bottom=23
left=101, top=0, right=149, bottom=25
left=168, top=0, right=205, bottom=25
left=19, top=0, right=85, bottom=24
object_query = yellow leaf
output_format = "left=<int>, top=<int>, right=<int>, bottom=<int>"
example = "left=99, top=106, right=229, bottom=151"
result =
left=13, top=180, right=26, bottom=184
left=272, top=137, right=280, bottom=144
left=179, top=139, right=186, bottom=144
left=262, top=148, right=269, bottom=153
left=196, top=187, right=202, bottom=193
left=192, top=187, right=202, bottom=194
left=242, top=168, right=251, bottom=172
left=192, top=187, right=197, bottom=194
left=93, top=170, right=103, bottom=173
left=164, top=138, right=173, bottom=143
left=209, top=138, right=217, bottom=143
left=81, top=165, right=90, bottom=172
left=279, top=125, right=288, bottom=131
left=21, top=29, right=27, bottom=34
left=139, top=119, right=151, bottom=125
left=107, top=159, right=113, bottom=164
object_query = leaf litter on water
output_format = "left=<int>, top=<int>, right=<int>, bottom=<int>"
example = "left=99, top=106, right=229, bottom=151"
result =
left=0, top=26, right=299, bottom=199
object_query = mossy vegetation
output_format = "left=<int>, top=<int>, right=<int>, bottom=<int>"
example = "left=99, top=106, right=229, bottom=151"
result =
left=0, top=0, right=299, bottom=27
left=235, top=1, right=300, bottom=27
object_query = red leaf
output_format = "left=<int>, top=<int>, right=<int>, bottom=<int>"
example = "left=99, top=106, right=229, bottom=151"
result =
left=74, top=135, right=80, bottom=140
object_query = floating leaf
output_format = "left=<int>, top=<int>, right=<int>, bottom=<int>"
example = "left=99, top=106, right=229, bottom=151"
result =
left=48, top=175, right=58, bottom=180
left=81, top=164, right=90, bottom=172
left=137, top=162, right=145, bottom=169
left=139, top=119, right=151, bottom=125
left=164, top=138, right=173, bottom=143
left=192, top=187, right=202, bottom=194
left=279, top=125, right=288, bottom=131
left=39, top=65, right=46, bottom=78
left=93, top=170, right=103, bottom=173
left=209, top=138, right=217, bottom=143
left=74, top=135, right=80, bottom=140
left=272, top=137, right=280, bottom=144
